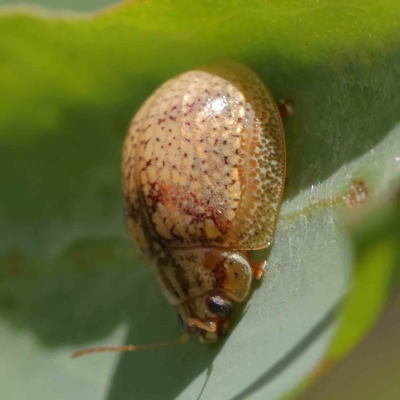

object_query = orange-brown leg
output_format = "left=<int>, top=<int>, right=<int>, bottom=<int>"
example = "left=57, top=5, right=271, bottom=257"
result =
left=250, top=260, right=267, bottom=280
left=242, top=250, right=267, bottom=280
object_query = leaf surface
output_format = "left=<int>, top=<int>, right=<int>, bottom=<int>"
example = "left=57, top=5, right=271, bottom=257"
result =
left=1, top=1, right=400, bottom=399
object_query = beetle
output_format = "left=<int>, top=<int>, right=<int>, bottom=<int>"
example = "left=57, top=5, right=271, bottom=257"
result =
left=121, top=61, right=286, bottom=343
left=73, top=61, right=287, bottom=358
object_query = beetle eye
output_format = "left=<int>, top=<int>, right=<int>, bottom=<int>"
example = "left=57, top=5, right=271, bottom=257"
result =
left=206, top=296, right=231, bottom=317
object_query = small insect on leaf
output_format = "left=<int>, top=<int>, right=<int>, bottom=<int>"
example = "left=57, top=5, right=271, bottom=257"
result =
left=121, top=60, right=287, bottom=343
left=74, top=61, right=288, bottom=358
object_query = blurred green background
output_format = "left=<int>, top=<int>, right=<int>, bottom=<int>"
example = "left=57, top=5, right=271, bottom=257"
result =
left=299, top=289, right=400, bottom=400
left=0, top=0, right=119, bottom=12
left=1, top=0, right=400, bottom=399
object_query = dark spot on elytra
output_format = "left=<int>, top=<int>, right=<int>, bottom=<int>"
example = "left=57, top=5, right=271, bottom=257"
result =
left=124, top=198, right=139, bottom=222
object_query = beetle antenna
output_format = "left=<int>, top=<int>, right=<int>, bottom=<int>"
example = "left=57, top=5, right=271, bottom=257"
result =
left=72, top=334, right=190, bottom=358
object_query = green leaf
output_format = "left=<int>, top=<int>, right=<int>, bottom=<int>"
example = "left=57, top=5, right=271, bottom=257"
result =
left=281, top=190, right=400, bottom=400
left=1, top=1, right=400, bottom=399
left=328, top=191, right=400, bottom=361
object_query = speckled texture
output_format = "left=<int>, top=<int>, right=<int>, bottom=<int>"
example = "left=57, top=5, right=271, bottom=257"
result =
left=122, top=61, right=285, bottom=257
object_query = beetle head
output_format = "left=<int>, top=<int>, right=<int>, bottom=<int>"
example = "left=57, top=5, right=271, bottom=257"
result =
left=151, top=248, right=253, bottom=343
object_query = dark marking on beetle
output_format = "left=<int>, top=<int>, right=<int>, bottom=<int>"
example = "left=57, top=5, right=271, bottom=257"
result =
left=124, top=198, right=139, bottom=222
left=143, top=124, right=152, bottom=132
left=213, top=259, right=227, bottom=288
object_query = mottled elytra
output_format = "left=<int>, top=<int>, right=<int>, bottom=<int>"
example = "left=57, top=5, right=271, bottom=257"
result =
left=122, top=61, right=286, bottom=344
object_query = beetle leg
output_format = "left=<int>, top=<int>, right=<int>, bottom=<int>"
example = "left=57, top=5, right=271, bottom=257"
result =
left=241, top=250, right=267, bottom=280
left=250, top=260, right=267, bottom=280
left=278, top=100, right=293, bottom=119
